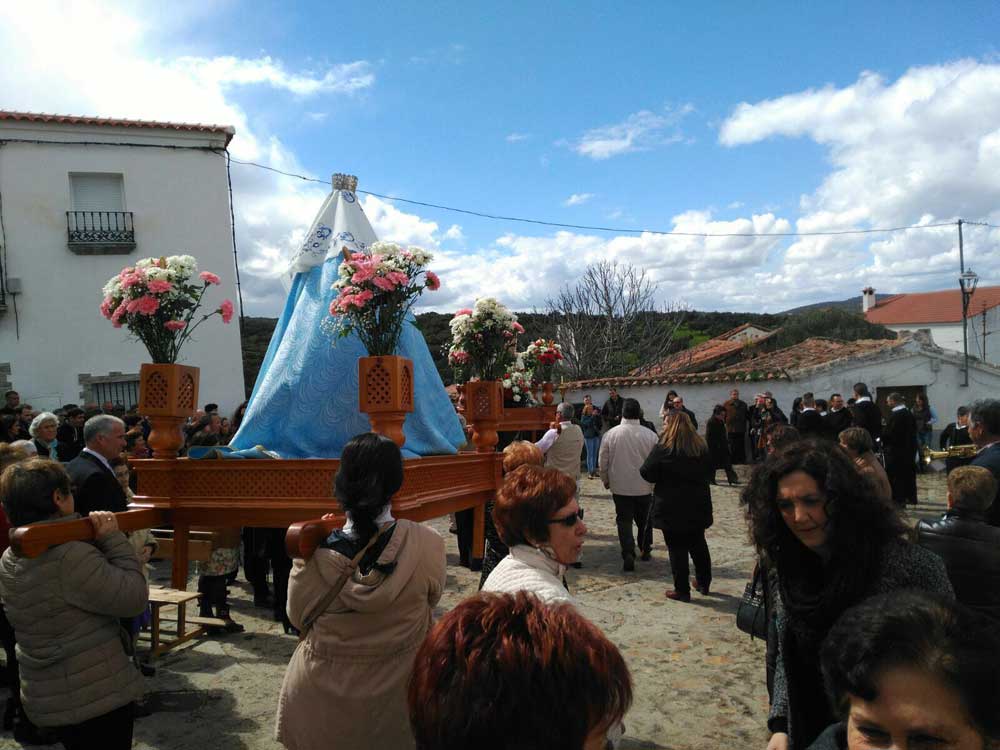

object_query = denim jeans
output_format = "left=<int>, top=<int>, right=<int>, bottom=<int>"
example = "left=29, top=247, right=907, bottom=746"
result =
left=584, top=436, right=601, bottom=474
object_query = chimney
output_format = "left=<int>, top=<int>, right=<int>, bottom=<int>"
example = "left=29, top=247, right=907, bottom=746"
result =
left=862, top=287, right=876, bottom=314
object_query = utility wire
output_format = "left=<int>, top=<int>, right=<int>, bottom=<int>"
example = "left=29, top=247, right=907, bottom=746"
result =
left=226, top=156, right=989, bottom=239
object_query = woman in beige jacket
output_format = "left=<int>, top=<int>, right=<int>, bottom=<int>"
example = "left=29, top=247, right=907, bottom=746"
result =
left=275, top=433, right=446, bottom=750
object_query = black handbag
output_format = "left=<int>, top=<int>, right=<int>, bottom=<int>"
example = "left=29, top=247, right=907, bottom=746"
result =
left=736, top=563, right=768, bottom=639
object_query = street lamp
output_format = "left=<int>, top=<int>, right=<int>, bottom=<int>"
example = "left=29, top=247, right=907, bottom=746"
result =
left=959, top=269, right=979, bottom=387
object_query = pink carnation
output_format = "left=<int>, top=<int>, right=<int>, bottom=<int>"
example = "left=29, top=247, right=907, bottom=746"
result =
left=219, top=299, right=234, bottom=324
left=425, top=271, right=440, bottom=291
left=164, top=320, right=187, bottom=331
left=120, top=271, right=146, bottom=289
left=355, top=289, right=373, bottom=305
left=199, top=271, right=221, bottom=285
left=372, top=275, right=397, bottom=291
left=147, top=280, right=173, bottom=294
left=455, top=308, right=473, bottom=316
left=100, top=297, right=114, bottom=319
left=351, top=264, right=376, bottom=284
left=111, top=302, right=128, bottom=325
left=385, top=271, right=409, bottom=287
left=512, top=322, right=525, bottom=334
left=127, top=295, right=160, bottom=315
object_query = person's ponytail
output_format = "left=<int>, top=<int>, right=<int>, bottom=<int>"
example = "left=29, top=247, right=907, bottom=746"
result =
left=334, top=433, right=404, bottom=541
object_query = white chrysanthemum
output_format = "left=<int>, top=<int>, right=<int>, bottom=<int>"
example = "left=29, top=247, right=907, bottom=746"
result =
left=144, top=266, right=171, bottom=282
left=409, top=247, right=432, bottom=266
left=370, top=241, right=402, bottom=257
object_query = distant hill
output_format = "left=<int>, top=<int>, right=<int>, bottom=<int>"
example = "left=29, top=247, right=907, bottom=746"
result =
left=239, top=308, right=895, bottom=393
left=781, top=294, right=893, bottom=315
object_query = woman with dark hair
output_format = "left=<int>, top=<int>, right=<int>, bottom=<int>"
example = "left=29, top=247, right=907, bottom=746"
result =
left=809, top=590, right=1000, bottom=750
left=408, top=591, right=632, bottom=750
left=478, top=440, right=545, bottom=589
left=743, top=440, right=952, bottom=750
left=0, top=414, right=19, bottom=444
left=0, top=458, right=147, bottom=749
left=789, top=397, right=803, bottom=428
left=275, top=433, right=446, bottom=750
left=640, top=412, right=714, bottom=602
left=482, top=464, right=586, bottom=606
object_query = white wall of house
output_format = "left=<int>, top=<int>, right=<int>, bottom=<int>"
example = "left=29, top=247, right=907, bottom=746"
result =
left=566, top=348, right=1000, bottom=442
left=885, top=313, right=1000, bottom=366
left=0, top=121, right=245, bottom=414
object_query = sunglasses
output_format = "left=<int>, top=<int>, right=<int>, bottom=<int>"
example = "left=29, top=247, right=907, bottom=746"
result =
left=547, top=508, right=585, bottom=527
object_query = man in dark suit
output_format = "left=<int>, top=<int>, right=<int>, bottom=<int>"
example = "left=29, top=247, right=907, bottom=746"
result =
left=883, top=392, right=918, bottom=506
left=671, top=396, right=697, bottom=431
left=601, top=388, right=624, bottom=431
left=849, top=382, right=882, bottom=446
left=823, top=392, right=853, bottom=441
left=65, top=415, right=128, bottom=515
left=724, top=389, right=749, bottom=464
left=796, top=392, right=825, bottom=439
left=969, top=399, right=1000, bottom=527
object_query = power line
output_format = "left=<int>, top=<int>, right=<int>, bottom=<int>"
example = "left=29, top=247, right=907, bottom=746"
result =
left=225, top=156, right=988, bottom=239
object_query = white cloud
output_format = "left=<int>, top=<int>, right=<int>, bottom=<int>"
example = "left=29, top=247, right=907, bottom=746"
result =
left=563, top=193, right=594, bottom=207
left=0, top=1, right=376, bottom=315
left=727, top=201, right=744, bottom=210
left=719, top=60, right=1000, bottom=295
left=567, top=104, right=694, bottom=160
left=443, top=224, right=465, bottom=241
left=505, top=132, right=530, bottom=142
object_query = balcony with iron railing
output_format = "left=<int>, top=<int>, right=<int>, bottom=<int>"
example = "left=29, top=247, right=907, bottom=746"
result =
left=66, top=211, right=136, bottom=254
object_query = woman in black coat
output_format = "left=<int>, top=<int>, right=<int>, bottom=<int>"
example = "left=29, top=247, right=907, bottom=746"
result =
left=640, top=412, right=714, bottom=602
left=706, top=405, right=738, bottom=485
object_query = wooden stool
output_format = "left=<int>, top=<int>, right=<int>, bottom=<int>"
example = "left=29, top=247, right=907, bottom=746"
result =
left=142, top=585, right=225, bottom=660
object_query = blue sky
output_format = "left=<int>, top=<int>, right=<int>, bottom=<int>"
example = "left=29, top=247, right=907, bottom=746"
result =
left=3, top=1, right=1000, bottom=315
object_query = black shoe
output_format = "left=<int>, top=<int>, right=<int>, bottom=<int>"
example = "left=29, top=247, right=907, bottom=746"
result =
left=639, top=548, right=651, bottom=562
left=253, top=594, right=274, bottom=609
left=283, top=622, right=300, bottom=636
left=623, top=554, right=635, bottom=572
left=139, top=662, right=156, bottom=678
left=134, top=700, right=154, bottom=718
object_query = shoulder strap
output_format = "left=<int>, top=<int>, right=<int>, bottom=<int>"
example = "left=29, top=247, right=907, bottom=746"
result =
left=298, top=524, right=393, bottom=638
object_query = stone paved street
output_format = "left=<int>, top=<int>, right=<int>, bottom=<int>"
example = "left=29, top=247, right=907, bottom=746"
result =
left=0, top=470, right=949, bottom=750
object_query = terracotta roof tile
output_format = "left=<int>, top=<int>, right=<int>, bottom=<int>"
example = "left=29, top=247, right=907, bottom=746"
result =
left=631, top=324, right=776, bottom=376
left=865, top=285, right=1000, bottom=325
left=0, top=110, right=235, bottom=146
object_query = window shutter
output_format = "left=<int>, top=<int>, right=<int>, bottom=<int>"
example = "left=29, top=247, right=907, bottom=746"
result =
left=70, top=174, right=124, bottom=211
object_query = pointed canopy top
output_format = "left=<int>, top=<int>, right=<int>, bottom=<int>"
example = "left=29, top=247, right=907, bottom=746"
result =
left=286, top=172, right=377, bottom=275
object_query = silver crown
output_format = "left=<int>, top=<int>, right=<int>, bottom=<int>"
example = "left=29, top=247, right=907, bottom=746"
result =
left=332, top=173, right=358, bottom=192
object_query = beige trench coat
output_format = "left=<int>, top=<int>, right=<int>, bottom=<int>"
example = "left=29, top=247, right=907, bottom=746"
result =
left=275, top=520, right=446, bottom=750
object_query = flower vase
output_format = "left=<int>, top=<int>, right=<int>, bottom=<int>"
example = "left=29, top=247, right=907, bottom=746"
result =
left=541, top=382, right=555, bottom=406
left=358, top=355, right=414, bottom=448
left=465, top=380, right=502, bottom=452
left=138, top=363, right=200, bottom=458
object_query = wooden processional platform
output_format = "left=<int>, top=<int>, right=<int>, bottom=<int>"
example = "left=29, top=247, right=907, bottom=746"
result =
left=9, top=404, right=557, bottom=589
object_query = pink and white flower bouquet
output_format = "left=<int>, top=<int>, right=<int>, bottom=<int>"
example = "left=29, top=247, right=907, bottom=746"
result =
left=100, top=255, right=234, bottom=364
left=501, top=356, right=535, bottom=405
left=328, top=241, right=440, bottom=356
left=449, top=297, right=524, bottom=381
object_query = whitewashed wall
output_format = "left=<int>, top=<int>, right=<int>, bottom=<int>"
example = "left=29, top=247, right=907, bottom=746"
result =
left=887, top=317, right=1000, bottom=366
left=566, top=348, right=1000, bottom=441
left=0, top=123, right=245, bottom=414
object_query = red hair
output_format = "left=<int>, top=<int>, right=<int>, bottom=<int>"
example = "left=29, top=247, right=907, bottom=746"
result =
left=408, top=591, right=632, bottom=750
left=491, top=464, right=576, bottom=547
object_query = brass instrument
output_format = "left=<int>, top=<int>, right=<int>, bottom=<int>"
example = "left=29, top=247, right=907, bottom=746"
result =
left=921, top=445, right=978, bottom=465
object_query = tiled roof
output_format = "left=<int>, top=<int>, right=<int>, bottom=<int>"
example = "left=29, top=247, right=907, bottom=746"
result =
left=865, top=285, right=1000, bottom=325
left=0, top=110, right=235, bottom=146
left=631, top=324, right=776, bottom=376
left=568, top=336, right=904, bottom=389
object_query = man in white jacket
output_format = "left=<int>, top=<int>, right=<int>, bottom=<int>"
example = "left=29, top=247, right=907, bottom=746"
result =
left=599, top=398, right=658, bottom=571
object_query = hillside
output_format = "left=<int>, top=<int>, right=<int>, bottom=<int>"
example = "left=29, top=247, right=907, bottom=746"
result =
left=239, top=308, right=894, bottom=393
left=781, top=294, right=893, bottom=315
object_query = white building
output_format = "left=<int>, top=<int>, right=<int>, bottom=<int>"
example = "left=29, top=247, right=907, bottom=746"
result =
left=863, top=285, right=1000, bottom=366
left=565, top=330, right=1000, bottom=442
left=0, top=111, right=245, bottom=414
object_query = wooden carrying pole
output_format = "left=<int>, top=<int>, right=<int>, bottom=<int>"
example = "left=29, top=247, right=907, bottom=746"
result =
left=9, top=506, right=167, bottom=559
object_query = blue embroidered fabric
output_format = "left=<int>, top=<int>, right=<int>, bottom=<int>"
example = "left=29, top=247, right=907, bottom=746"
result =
left=229, top=190, right=465, bottom=458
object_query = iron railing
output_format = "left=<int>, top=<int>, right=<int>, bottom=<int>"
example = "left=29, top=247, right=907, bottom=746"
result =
left=66, top=211, right=135, bottom=246
left=89, top=380, right=140, bottom=411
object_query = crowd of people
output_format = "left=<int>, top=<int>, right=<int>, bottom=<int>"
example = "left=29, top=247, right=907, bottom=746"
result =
left=1, top=384, right=999, bottom=749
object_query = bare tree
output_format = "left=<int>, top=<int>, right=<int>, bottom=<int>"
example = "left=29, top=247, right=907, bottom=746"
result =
left=545, top=261, right=686, bottom=380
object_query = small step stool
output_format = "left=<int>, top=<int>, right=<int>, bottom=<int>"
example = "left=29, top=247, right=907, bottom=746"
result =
left=142, top=585, right=226, bottom=660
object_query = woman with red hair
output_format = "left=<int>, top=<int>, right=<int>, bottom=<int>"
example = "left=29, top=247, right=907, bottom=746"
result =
left=408, top=591, right=632, bottom=750
left=482, top=464, right=586, bottom=606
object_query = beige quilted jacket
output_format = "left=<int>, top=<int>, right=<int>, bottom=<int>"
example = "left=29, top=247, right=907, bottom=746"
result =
left=0, top=515, right=148, bottom=727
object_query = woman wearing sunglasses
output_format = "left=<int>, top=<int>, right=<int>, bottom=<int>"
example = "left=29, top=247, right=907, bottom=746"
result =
left=482, top=464, right=586, bottom=606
